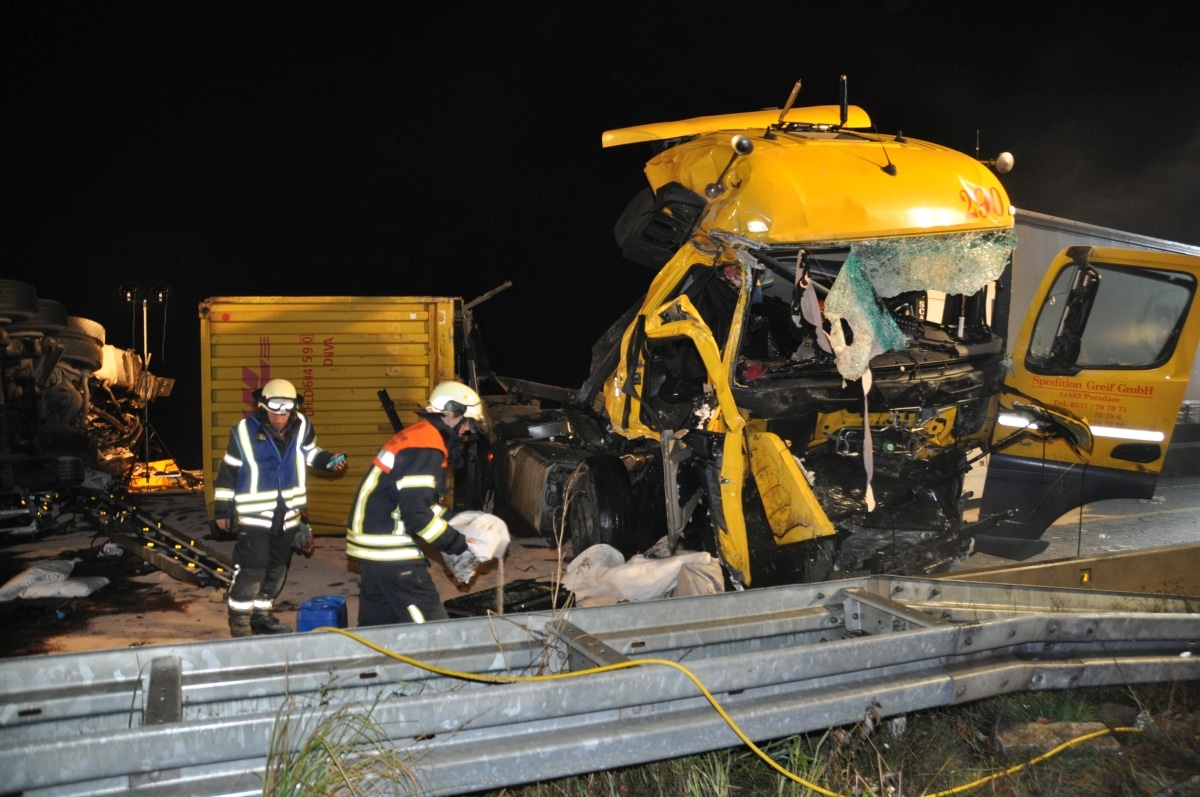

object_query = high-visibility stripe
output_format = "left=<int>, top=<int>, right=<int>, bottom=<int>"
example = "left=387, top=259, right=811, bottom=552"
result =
left=396, top=474, right=438, bottom=490
left=294, top=415, right=310, bottom=487
left=998, top=413, right=1165, bottom=443
left=303, top=439, right=320, bottom=467
left=408, top=605, right=426, bottom=624
left=344, top=543, right=425, bottom=562
left=349, top=468, right=384, bottom=534
left=234, top=491, right=305, bottom=509
left=238, top=513, right=303, bottom=530
left=346, top=529, right=413, bottom=547
left=416, top=515, right=449, bottom=543
left=234, top=421, right=260, bottom=492
left=1090, top=425, right=1165, bottom=442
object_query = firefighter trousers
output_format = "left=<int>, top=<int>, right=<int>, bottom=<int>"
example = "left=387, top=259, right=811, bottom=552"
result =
left=228, top=524, right=297, bottom=610
left=357, top=559, right=449, bottom=626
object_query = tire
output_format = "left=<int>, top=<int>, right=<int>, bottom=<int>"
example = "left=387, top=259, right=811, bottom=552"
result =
left=57, top=332, right=104, bottom=371
left=6, top=299, right=69, bottom=335
left=566, top=455, right=635, bottom=558
left=67, top=316, right=105, bottom=345
left=0, top=279, right=38, bottom=323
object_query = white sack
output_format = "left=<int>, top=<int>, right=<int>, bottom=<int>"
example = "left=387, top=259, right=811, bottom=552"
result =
left=20, top=577, right=110, bottom=599
left=563, top=544, right=721, bottom=604
left=0, top=559, right=76, bottom=602
left=674, top=558, right=724, bottom=597
left=449, top=511, right=510, bottom=562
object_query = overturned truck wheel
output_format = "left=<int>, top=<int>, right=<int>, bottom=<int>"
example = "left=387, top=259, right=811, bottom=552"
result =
left=566, top=455, right=635, bottom=558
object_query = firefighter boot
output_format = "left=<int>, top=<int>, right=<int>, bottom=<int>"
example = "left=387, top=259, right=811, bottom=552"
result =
left=228, top=610, right=253, bottom=638
left=250, top=610, right=292, bottom=635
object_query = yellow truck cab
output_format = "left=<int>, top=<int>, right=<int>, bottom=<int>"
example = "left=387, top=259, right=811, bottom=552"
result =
left=491, top=85, right=1200, bottom=588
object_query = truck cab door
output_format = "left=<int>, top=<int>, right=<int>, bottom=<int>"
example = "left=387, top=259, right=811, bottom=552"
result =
left=979, top=245, right=1200, bottom=549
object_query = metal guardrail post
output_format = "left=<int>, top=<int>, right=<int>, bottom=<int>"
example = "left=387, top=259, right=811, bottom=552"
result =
left=549, top=618, right=630, bottom=670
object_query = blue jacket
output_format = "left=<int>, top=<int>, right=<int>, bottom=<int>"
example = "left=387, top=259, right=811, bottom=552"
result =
left=213, top=410, right=330, bottom=531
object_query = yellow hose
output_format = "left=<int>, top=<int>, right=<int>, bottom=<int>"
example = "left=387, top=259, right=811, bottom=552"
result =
left=317, top=626, right=1140, bottom=796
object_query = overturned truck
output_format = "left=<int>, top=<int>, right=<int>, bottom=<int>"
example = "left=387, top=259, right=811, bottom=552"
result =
left=488, top=84, right=1200, bottom=589
left=0, top=281, right=177, bottom=529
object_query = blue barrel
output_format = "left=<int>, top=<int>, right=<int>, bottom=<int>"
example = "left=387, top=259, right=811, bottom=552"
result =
left=297, top=595, right=348, bottom=632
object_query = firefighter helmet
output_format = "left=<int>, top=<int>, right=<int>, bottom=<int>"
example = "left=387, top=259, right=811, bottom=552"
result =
left=426, top=380, right=484, bottom=420
left=259, top=378, right=300, bottom=414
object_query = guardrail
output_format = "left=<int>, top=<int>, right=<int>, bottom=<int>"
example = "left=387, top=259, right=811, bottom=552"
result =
left=3, top=573, right=1198, bottom=796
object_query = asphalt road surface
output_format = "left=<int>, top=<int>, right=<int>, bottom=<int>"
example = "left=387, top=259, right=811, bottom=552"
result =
left=957, top=474, right=1200, bottom=571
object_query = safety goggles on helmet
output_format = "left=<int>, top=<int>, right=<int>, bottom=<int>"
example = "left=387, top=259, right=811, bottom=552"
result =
left=440, top=399, right=471, bottom=415
left=264, top=397, right=297, bottom=415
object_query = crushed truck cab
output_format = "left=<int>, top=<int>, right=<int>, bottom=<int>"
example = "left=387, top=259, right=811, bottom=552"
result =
left=489, top=90, right=1200, bottom=588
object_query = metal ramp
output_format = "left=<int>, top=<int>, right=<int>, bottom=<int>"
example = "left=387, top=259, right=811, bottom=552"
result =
left=2, top=572, right=1198, bottom=796
left=80, top=487, right=233, bottom=589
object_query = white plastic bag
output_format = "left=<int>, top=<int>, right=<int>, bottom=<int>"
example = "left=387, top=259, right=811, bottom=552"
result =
left=0, top=559, right=76, bottom=602
left=448, top=511, right=510, bottom=562
left=563, top=544, right=721, bottom=604
left=20, top=577, right=110, bottom=599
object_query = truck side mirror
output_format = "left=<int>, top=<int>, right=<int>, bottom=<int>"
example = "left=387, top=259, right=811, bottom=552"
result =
left=705, top=135, right=754, bottom=198
left=1045, top=263, right=1101, bottom=370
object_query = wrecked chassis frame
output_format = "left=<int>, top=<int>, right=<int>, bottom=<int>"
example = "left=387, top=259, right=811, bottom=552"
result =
left=3, top=565, right=1199, bottom=796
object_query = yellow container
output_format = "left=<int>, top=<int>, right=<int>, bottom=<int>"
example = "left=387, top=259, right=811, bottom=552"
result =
left=199, top=296, right=462, bottom=534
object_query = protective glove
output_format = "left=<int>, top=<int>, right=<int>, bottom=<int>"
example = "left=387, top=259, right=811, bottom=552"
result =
left=293, top=523, right=315, bottom=556
left=212, top=515, right=238, bottom=541
left=443, top=549, right=480, bottom=585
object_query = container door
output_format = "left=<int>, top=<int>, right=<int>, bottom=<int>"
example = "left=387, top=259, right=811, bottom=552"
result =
left=978, top=246, right=1200, bottom=551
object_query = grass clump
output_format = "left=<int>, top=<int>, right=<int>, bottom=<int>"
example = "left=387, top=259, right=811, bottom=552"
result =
left=263, top=703, right=418, bottom=796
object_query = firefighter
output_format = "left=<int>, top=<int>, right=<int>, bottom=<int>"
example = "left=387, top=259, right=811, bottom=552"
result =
left=346, top=380, right=486, bottom=626
left=214, top=378, right=348, bottom=637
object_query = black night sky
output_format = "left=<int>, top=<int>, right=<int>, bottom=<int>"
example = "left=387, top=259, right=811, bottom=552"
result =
left=4, top=1, right=1199, bottom=468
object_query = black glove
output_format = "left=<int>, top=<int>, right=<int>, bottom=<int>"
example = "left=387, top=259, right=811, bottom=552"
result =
left=293, top=523, right=314, bottom=556
left=442, top=550, right=479, bottom=585
left=211, top=514, right=238, bottom=541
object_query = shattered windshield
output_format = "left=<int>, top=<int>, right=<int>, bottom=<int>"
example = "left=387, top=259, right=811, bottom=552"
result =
left=754, top=229, right=1017, bottom=381
left=848, top=229, right=1017, bottom=297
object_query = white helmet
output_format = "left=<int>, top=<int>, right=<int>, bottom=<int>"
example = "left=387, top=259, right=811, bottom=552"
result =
left=259, top=378, right=299, bottom=414
left=426, top=380, right=484, bottom=421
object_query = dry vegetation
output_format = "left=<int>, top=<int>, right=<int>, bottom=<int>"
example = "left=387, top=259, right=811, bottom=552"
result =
left=468, top=682, right=1200, bottom=797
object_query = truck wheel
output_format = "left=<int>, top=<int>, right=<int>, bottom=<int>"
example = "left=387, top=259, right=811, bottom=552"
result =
left=67, top=316, right=105, bottom=345
left=0, top=279, right=38, bottom=322
left=566, top=455, right=635, bottom=558
left=6, top=299, right=69, bottom=336
left=58, top=332, right=104, bottom=371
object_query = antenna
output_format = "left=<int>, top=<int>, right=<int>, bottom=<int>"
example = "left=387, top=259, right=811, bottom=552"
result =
left=839, top=75, right=848, bottom=127
left=880, top=147, right=897, bottom=176
left=834, top=74, right=895, bottom=176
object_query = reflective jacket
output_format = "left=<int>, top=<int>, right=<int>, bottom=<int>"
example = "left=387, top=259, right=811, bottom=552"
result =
left=213, top=411, right=325, bottom=531
left=346, top=417, right=467, bottom=563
